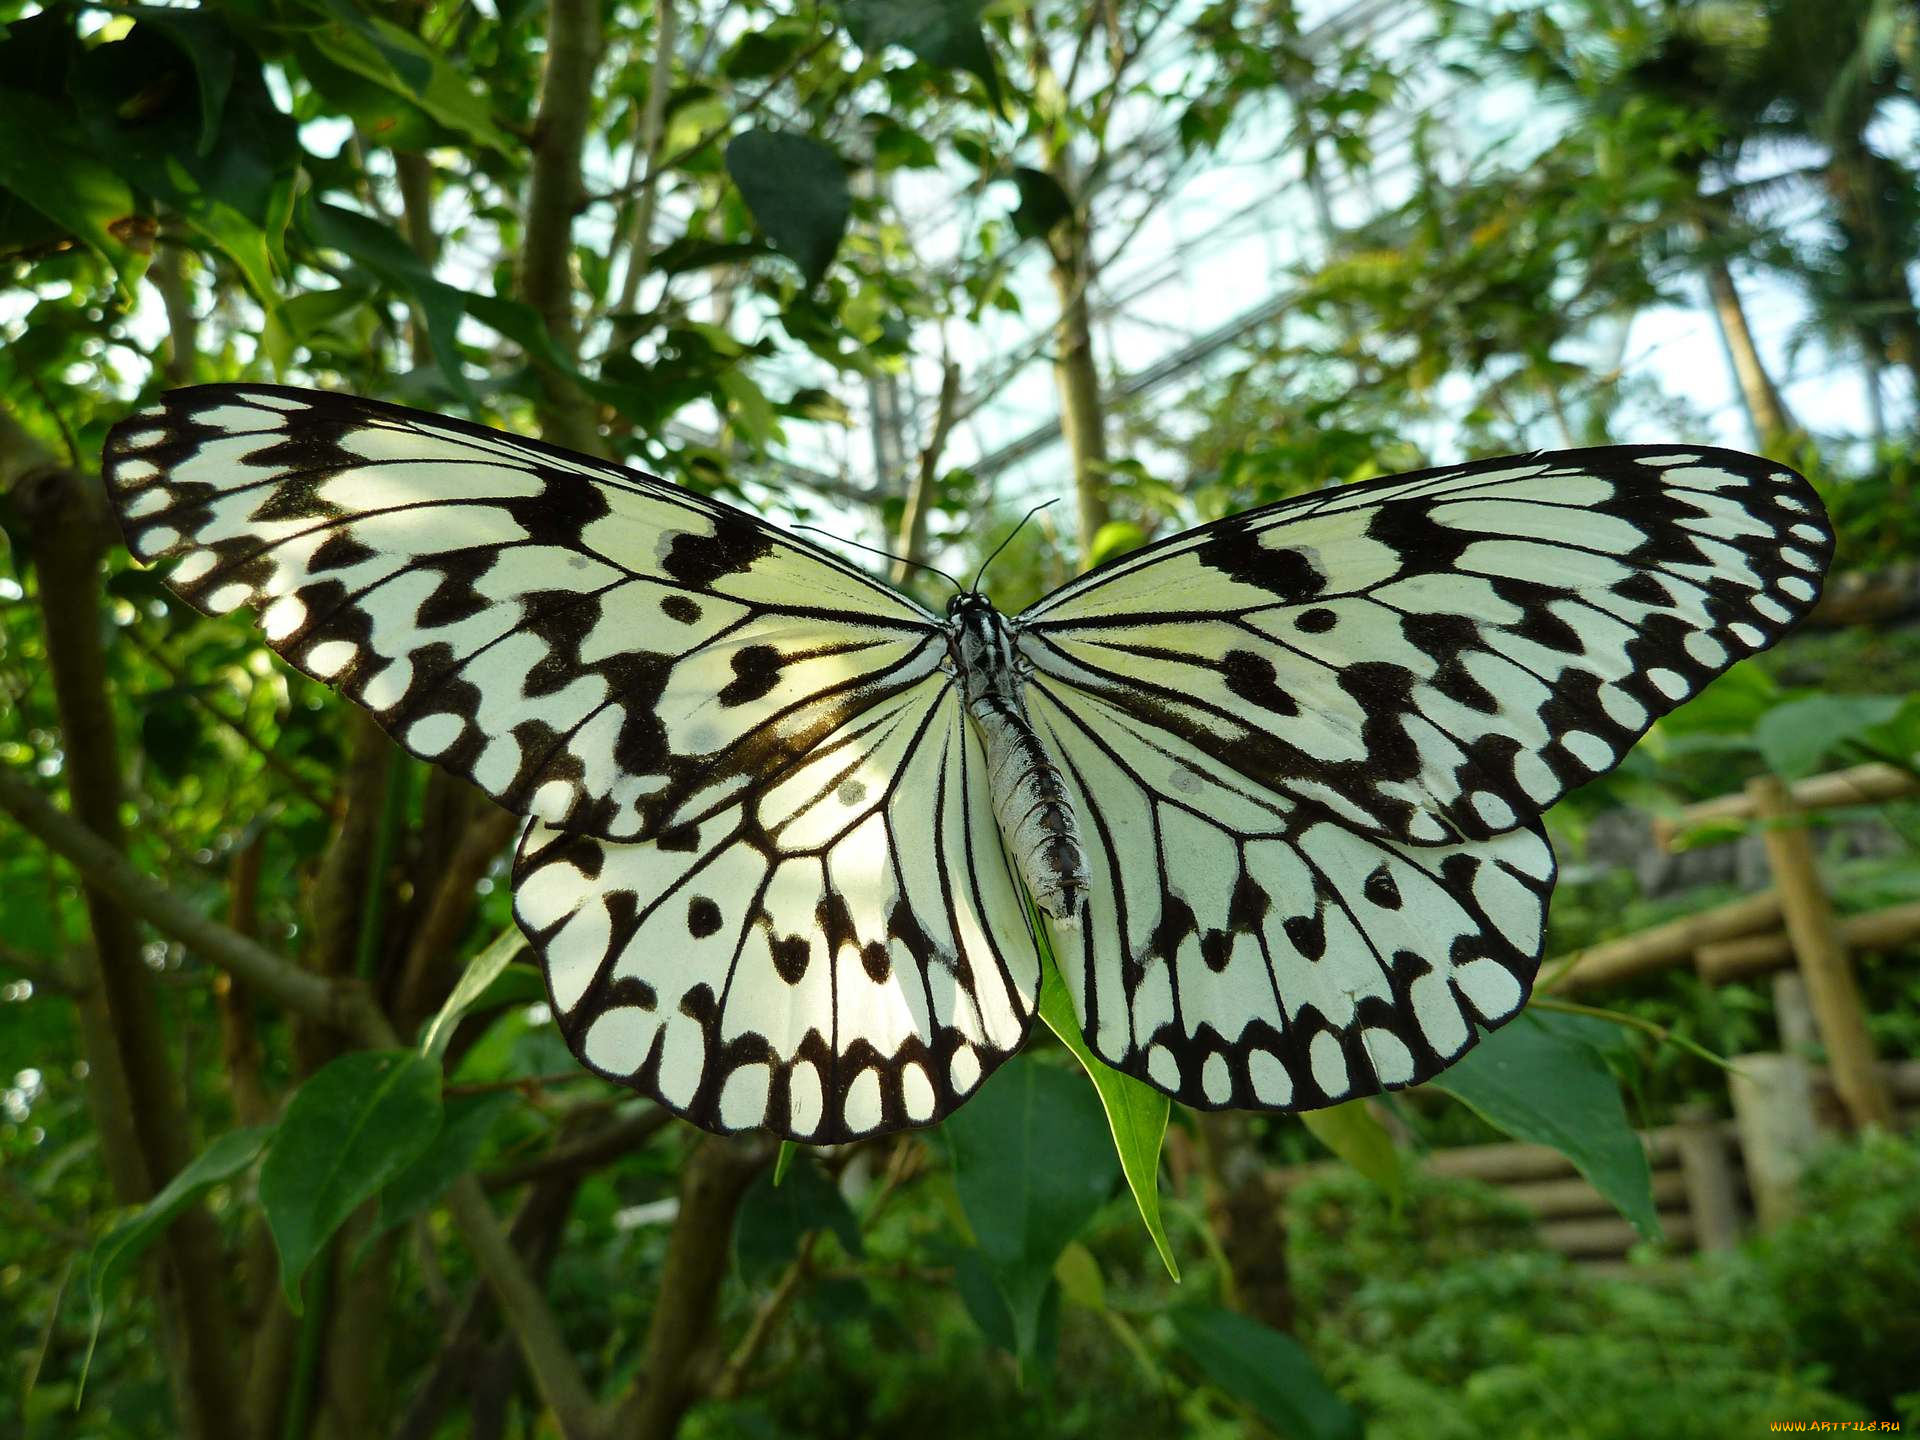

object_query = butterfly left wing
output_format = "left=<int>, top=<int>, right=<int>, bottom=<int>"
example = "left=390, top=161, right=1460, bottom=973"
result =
left=515, top=669, right=1041, bottom=1141
left=103, top=385, right=945, bottom=843
left=1017, top=447, right=1831, bottom=847
left=1026, top=677, right=1554, bottom=1110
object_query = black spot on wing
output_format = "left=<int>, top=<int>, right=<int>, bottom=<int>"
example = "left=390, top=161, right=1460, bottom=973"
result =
left=660, top=594, right=702, bottom=624
left=687, top=896, right=722, bottom=937
left=1197, top=526, right=1326, bottom=602
left=662, top=513, right=774, bottom=587
left=718, top=644, right=784, bottom=706
left=1221, top=649, right=1298, bottom=717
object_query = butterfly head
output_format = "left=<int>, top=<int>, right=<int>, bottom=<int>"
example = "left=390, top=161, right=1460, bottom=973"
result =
left=946, top=590, right=994, bottom=619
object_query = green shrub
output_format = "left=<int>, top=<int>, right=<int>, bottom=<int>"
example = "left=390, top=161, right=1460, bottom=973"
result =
left=1710, top=1129, right=1920, bottom=1418
left=1288, top=1165, right=1872, bottom=1438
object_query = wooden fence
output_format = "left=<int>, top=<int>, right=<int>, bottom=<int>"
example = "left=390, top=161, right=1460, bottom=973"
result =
left=1271, top=760, right=1920, bottom=1269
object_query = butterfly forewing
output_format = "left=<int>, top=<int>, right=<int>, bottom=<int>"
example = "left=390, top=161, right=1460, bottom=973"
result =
left=1018, top=447, right=1832, bottom=846
left=104, top=385, right=943, bottom=843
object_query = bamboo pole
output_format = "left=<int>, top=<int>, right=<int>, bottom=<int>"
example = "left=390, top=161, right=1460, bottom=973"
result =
left=1654, top=761, right=1920, bottom=850
left=1672, top=1103, right=1744, bottom=1252
left=1694, top=899, right=1920, bottom=982
left=1748, top=776, right=1896, bottom=1129
left=1541, top=891, right=1780, bottom=993
left=1729, top=1052, right=1821, bottom=1228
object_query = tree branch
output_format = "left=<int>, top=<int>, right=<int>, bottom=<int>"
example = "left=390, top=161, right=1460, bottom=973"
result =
left=610, top=1135, right=772, bottom=1440
left=0, top=769, right=380, bottom=1040
left=519, top=0, right=606, bottom=456
left=892, top=360, right=961, bottom=585
left=482, top=1106, right=673, bottom=1192
left=4, top=411, right=245, bottom=1438
left=444, top=1177, right=603, bottom=1438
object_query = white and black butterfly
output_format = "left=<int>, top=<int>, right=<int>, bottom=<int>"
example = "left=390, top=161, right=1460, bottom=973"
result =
left=103, top=386, right=1832, bottom=1141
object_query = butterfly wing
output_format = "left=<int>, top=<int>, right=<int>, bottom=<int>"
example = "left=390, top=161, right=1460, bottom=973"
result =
left=1019, top=447, right=1831, bottom=845
left=1016, top=446, right=1828, bottom=1107
left=1027, top=677, right=1554, bottom=1109
left=103, top=385, right=945, bottom=842
left=516, top=671, right=1040, bottom=1141
left=105, top=384, right=1040, bottom=1139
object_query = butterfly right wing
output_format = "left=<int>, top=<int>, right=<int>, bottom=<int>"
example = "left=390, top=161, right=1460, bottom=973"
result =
left=514, top=669, right=1040, bottom=1142
left=103, top=384, right=945, bottom=843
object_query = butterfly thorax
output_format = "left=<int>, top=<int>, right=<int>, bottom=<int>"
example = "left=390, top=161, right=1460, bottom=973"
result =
left=946, top=593, right=1090, bottom=923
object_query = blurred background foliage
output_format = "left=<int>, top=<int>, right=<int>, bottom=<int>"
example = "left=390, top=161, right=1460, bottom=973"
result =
left=1, top=0, right=1917, bottom=1436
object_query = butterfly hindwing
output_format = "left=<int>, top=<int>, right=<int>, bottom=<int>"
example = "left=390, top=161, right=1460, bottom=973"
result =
left=1018, top=447, right=1831, bottom=847
left=103, top=385, right=944, bottom=843
left=514, top=670, right=1041, bottom=1141
left=1027, top=676, right=1554, bottom=1110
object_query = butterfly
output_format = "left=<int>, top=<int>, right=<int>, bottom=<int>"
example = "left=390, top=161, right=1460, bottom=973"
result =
left=103, top=386, right=1833, bottom=1142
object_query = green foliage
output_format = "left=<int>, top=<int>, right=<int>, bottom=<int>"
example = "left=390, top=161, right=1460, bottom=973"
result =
left=1168, top=1306, right=1361, bottom=1440
left=944, top=1055, right=1120, bottom=1362
left=1036, top=942, right=1179, bottom=1280
left=258, top=1050, right=443, bottom=1311
left=1432, top=1012, right=1661, bottom=1239
left=85, top=1126, right=273, bottom=1349
left=1289, top=1166, right=1878, bottom=1439
left=734, top=1155, right=864, bottom=1283
left=725, top=129, right=851, bottom=287
left=1709, top=1131, right=1920, bottom=1417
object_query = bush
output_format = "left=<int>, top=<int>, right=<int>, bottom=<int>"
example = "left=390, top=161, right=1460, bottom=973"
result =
left=1710, top=1129, right=1920, bottom=1419
left=1287, top=1166, right=1871, bottom=1438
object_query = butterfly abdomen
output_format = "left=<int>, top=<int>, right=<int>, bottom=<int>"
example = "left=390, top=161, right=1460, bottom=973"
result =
left=949, top=596, right=1089, bottom=922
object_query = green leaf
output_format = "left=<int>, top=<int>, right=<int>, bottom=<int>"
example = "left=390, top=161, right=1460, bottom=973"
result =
left=1036, top=939, right=1179, bottom=1280
left=122, top=6, right=237, bottom=155
left=843, top=0, right=1003, bottom=109
left=419, top=926, right=530, bottom=1060
left=772, top=1140, right=797, bottom=1187
left=1086, top=520, right=1148, bottom=569
left=370, top=1091, right=510, bottom=1240
left=735, top=1155, right=863, bottom=1283
left=725, top=129, right=850, bottom=287
left=943, top=1055, right=1119, bottom=1360
left=86, top=1126, right=273, bottom=1339
left=1755, top=693, right=1907, bottom=779
left=1301, top=1100, right=1402, bottom=1200
left=0, top=92, right=148, bottom=289
left=1009, top=166, right=1073, bottom=243
left=1431, top=1011, right=1660, bottom=1240
left=259, top=1050, right=444, bottom=1312
left=307, top=201, right=471, bottom=400
left=299, top=0, right=514, bottom=155
left=1168, top=1306, right=1361, bottom=1440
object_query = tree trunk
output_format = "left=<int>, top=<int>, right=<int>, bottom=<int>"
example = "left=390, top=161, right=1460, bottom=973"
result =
left=1697, top=243, right=1799, bottom=450
left=1048, top=236, right=1111, bottom=567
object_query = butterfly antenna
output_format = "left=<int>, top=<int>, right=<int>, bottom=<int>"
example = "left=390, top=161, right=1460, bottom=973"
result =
left=970, top=499, right=1058, bottom=594
left=792, top=524, right=964, bottom=592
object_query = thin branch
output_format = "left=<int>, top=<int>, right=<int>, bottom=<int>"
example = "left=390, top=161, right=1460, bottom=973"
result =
left=578, top=32, right=834, bottom=211
left=519, top=0, right=607, bottom=456
left=0, top=769, right=380, bottom=1039
left=710, top=1233, right=815, bottom=1401
left=609, top=0, right=679, bottom=319
left=121, top=626, right=335, bottom=814
left=0, top=939, right=86, bottom=997
left=482, top=1106, right=673, bottom=1192
left=610, top=1136, right=773, bottom=1440
left=444, top=1178, right=603, bottom=1439
left=892, top=360, right=962, bottom=585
